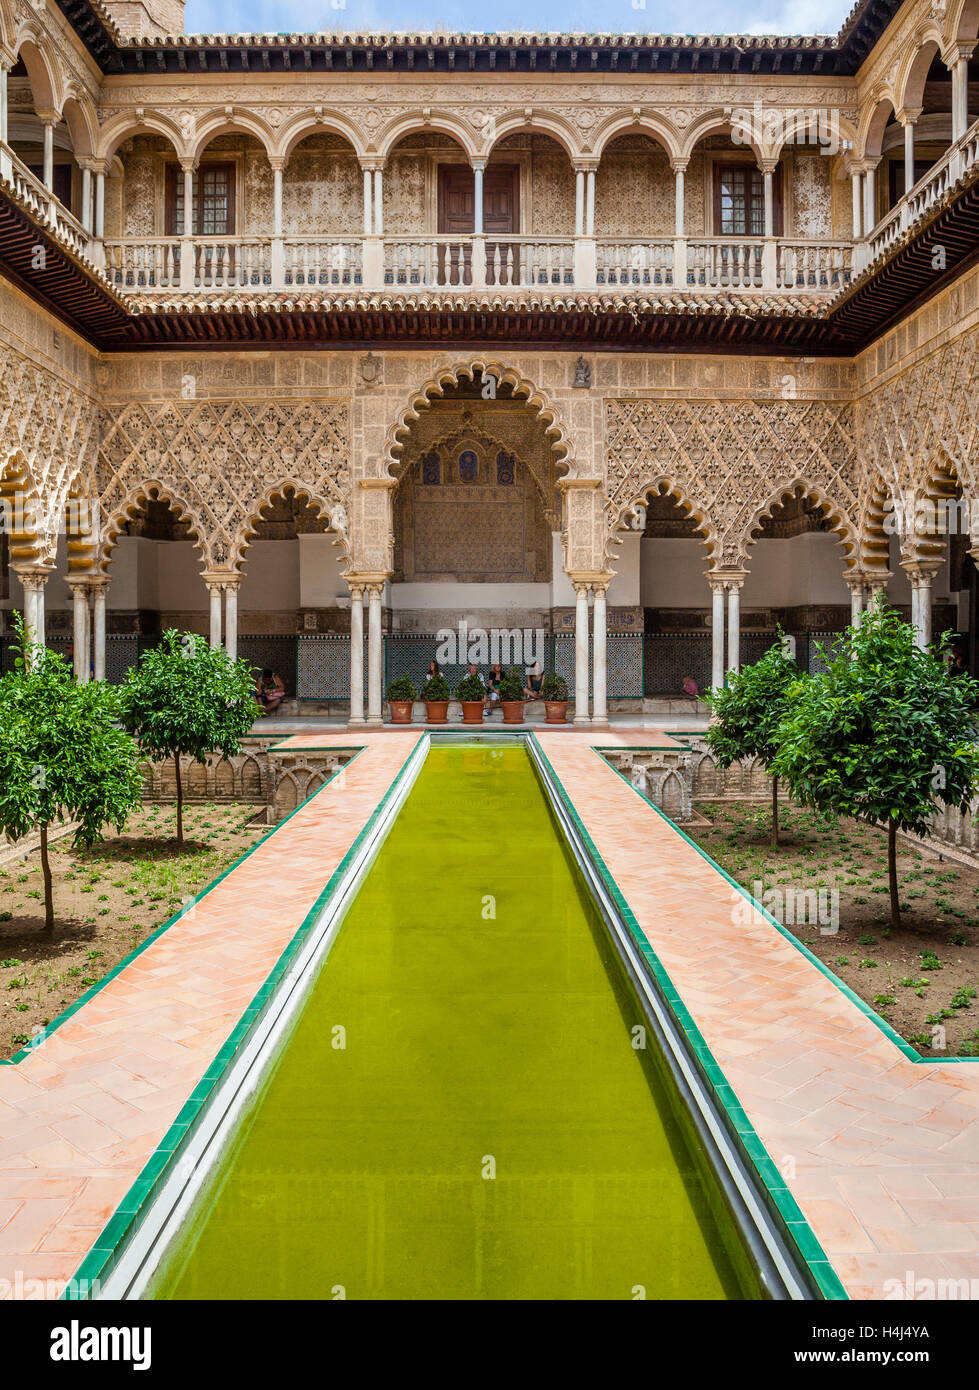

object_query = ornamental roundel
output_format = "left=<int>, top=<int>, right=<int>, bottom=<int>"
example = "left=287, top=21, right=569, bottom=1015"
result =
left=458, top=450, right=479, bottom=483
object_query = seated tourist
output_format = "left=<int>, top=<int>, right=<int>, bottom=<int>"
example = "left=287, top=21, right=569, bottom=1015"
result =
left=426, top=659, right=441, bottom=681
left=256, top=668, right=286, bottom=714
left=681, top=674, right=699, bottom=698
left=524, top=662, right=544, bottom=699
left=485, top=662, right=503, bottom=712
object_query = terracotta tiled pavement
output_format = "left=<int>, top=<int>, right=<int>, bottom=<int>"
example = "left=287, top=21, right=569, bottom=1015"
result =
left=3, top=722, right=977, bottom=1300
left=0, top=733, right=422, bottom=1298
left=536, top=732, right=979, bottom=1301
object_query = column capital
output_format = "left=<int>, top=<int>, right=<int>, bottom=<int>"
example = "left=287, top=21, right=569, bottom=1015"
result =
left=757, top=157, right=779, bottom=175
left=707, top=569, right=747, bottom=590
left=572, top=157, right=600, bottom=173
left=36, top=108, right=60, bottom=128
left=899, top=558, right=941, bottom=585
left=669, top=157, right=689, bottom=174
left=896, top=106, right=923, bottom=127
left=12, top=565, right=53, bottom=592
left=359, top=155, right=385, bottom=173
left=942, top=39, right=976, bottom=68
left=178, top=155, right=198, bottom=173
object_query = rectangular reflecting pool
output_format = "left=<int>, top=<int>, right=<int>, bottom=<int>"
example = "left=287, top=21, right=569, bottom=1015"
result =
left=148, top=745, right=759, bottom=1299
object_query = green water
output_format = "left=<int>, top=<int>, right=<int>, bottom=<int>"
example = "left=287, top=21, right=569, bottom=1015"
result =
left=150, top=746, right=754, bottom=1300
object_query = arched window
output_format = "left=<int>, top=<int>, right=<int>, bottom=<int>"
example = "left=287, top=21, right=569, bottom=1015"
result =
left=459, top=450, right=478, bottom=483
left=421, top=450, right=441, bottom=484
left=496, top=450, right=515, bottom=485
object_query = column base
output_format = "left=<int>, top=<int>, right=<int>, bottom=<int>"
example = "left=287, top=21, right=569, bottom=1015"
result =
left=365, top=717, right=384, bottom=726
left=590, top=716, right=610, bottom=727
left=347, top=716, right=367, bottom=727
left=573, top=714, right=592, bottom=725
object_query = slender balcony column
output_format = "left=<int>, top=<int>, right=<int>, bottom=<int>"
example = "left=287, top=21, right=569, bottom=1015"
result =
left=179, top=160, right=196, bottom=291
left=574, top=583, right=591, bottom=724
left=40, top=113, right=56, bottom=193
left=850, top=165, right=863, bottom=240
left=348, top=583, right=365, bottom=726
left=224, top=581, right=239, bottom=662
left=863, top=160, right=878, bottom=236
left=372, top=168, right=384, bottom=237
left=366, top=583, right=383, bottom=725
left=592, top=585, right=609, bottom=727
left=91, top=582, right=107, bottom=682
left=80, top=163, right=92, bottom=234
left=207, top=582, right=223, bottom=649
left=708, top=578, right=726, bottom=690
left=904, top=566, right=936, bottom=649
left=68, top=578, right=91, bottom=682
left=947, top=44, right=975, bottom=141
left=760, top=160, right=778, bottom=287
left=362, top=167, right=373, bottom=235
left=902, top=115, right=918, bottom=195
left=574, top=168, right=584, bottom=237
left=763, top=166, right=775, bottom=237
left=0, top=56, right=8, bottom=147
left=581, top=171, right=595, bottom=239
left=725, top=576, right=745, bottom=677
left=269, top=159, right=284, bottom=288
left=94, top=166, right=105, bottom=239
left=473, top=161, right=485, bottom=235
left=673, top=162, right=686, bottom=237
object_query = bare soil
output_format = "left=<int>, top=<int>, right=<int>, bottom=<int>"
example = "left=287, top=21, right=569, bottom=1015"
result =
left=0, top=802, right=262, bottom=1060
left=690, top=802, right=979, bottom=1058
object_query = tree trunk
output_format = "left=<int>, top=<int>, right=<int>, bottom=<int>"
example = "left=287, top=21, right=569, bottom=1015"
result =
left=174, top=753, right=184, bottom=848
left=771, top=773, right=779, bottom=847
left=39, top=821, right=54, bottom=933
left=888, top=818, right=901, bottom=931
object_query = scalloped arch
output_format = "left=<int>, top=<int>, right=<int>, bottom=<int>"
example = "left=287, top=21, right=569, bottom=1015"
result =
left=383, top=358, right=577, bottom=481
left=608, top=476, right=719, bottom=567
left=98, top=483, right=206, bottom=576
left=234, top=481, right=351, bottom=573
left=739, top=478, right=858, bottom=570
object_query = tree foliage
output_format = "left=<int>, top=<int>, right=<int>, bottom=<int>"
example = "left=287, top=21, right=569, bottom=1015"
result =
left=120, top=630, right=258, bottom=846
left=0, top=617, right=143, bottom=930
left=705, top=636, right=801, bottom=843
left=772, top=602, right=979, bottom=928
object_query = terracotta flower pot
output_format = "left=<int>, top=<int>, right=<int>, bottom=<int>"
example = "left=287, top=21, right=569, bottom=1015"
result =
left=388, top=701, right=413, bottom=724
left=501, top=701, right=525, bottom=724
left=425, top=701, right=450, bottom=725
left=461, top=701, right=484, bottom=725
left=545, top=701, right=568, bottom=724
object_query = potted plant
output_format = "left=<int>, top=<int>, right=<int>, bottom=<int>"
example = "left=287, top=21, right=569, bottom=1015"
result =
left=386, top=675, right=417, bottom=724
left=499, top=667, right=526, bottom=724
left=420, top=671, right=450, bottom=724
left=541, top=673, right=569, bottom=724
left=455, top=673, right=485, bottom=725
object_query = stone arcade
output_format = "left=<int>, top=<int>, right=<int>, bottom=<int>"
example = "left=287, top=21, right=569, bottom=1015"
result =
left=1, top=2, right=979, bottom=719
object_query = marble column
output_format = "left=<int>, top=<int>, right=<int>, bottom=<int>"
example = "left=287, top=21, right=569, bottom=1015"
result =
left=674, top=163, right=686, bottom=237
left=592, top=585, right=608, bottom=726
left=373, top=168, right=384, bottom=236
left=726, top=578, right=743, bottom=677
left=208, top=583, right=222, bottom=649
left=41, top=116, right=54, bottom=192
left=69, top=579, right=90, bottom=682
left=94, top=167, right=105, bottom=239
left=846, top=575, right=865, bottom=629
left=366, top=584, right=383, bottom=725
left=709, top=578, right=726, bottom=689
left=574, top=168, right=585, bottom=237
left=348, top=584, right=365, bottom=725
left=362, top=167, right=373, bottom=235
left=92, top=583, right=107, bottom=682
left=851, top=167, right=863, bottom=240
left=224, top=581, right=239, bottom=662
left=863, top=161, right=877, bottom=235
left=903, top=116, right=917, bottom=195
left=574, top=584, right=590, bottom=724
left=473, top=163, right=484, bottom=235
left=584, top=170, right=595, bottom=237
left=18, top=569, right=48, bottom=661
left=0, top=58, right=7, bottom=147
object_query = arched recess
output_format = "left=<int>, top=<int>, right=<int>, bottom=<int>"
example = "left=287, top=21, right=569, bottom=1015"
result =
left=62, top=473, right=99, bottom=574
left=739, top=479, right=858, bottom=573
left=12, top=36, right=57, bottom=113
left=97, top=482, right=206, bottom=576
left=482, top=113, right=581, bottom=163
left=897, top=36, right=945, bottom=114
left=60, top=93, right=96, bottom=161
left=234, top=483, right=351, bottom=574
left=853, top=473, right=894, bottom=579
left=609, top=478, right=718, bottom=567
left=861, top=95, right=897, bottom=161
left=949, top=0, right=979, bottom=41
left=384, top=358, right=577, bottom=482
left=679, top=109, right=766, bottom=167
left=768, top=108, right=859, bottom=160
left=376, top=110, right=479, bottom=162
left=274, top=110, right=366, bottom=163
left=96, top=111, right=185, bottom=164
left=189, top=112, right=276, bottom=164
left=590, top=113, right=678, bottom=162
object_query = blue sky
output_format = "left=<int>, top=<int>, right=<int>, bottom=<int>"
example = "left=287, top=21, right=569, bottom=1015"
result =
left=183, top=0, right=856, bottom=39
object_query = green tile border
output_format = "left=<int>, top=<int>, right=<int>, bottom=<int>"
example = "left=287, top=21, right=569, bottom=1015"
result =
left=61, top=730, right=429, bottom=1298
left=597, top=744, right=977, bottom=1067
left=528, top=733, right=849, bottom=1302
left=0, top=745, right=370, bottom=1070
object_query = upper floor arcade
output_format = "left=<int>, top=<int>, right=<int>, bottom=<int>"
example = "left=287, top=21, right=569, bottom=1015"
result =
left=0, top=2, right=978, bottom=321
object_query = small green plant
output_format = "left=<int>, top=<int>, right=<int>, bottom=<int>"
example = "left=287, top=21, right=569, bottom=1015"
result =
left=858, top=958, right=879, bottom=969
left=541, top=673, right=568, bottom=702
left=420, top=673, right=450, bottom=702
left=498, top=668, right=525, bottom=703
left=920, top=951, right=943, bottom=972
left=455, top=674, right=486, bottom=702
left=951, top=986, right=976, bottom=1010
left=386, top=676, right=417, bottom=703
left=873, top=995, right=897, bottom=1009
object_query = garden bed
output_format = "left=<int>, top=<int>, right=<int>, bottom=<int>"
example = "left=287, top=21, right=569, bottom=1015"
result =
left=0, top=802, right=262, bottom=1060
left=690, top=802, right=979, bottom=1057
